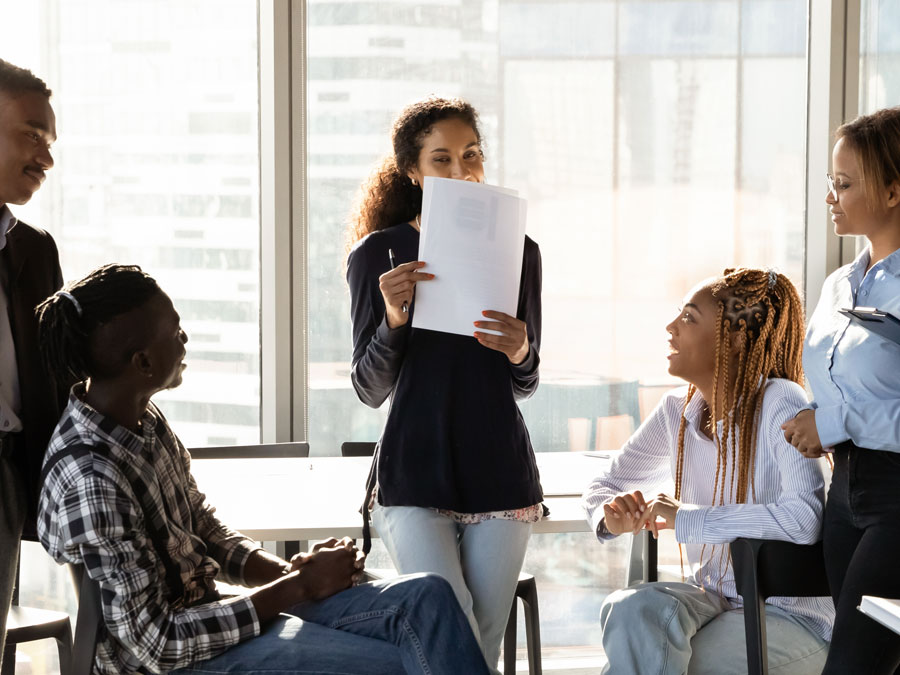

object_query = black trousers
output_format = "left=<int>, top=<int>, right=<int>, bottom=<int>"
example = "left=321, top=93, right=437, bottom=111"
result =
left=822, top=441, right=900, bottom=674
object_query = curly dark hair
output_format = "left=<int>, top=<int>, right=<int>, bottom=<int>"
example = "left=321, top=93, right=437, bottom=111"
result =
left=0, top=58, right=52, bottom=98
left=346, top=96, right=483, bottom=251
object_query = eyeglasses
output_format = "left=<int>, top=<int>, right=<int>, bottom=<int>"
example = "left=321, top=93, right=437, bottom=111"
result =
left=825, top=173, right=838, bottom=200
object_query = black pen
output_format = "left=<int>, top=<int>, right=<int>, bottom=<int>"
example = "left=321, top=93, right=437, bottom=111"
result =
left=388, top=248, right=408, bottom=313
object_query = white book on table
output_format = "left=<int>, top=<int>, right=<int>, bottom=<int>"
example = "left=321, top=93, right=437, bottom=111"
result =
left=859, top=596, right=900, bottom=636
left=413, top=176, right=526, bottom=337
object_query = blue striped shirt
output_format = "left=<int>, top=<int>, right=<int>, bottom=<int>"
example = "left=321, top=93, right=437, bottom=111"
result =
left=804, top=245, right=900, bottom=451
left=582, top=379, right=834, bottom=640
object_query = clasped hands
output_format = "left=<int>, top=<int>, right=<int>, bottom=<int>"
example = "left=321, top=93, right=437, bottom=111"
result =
left=287, top=537, right=367, bottom=602
left=603, top=490, right=681, bottom=539
left=379, top=261, right=530, bottom=364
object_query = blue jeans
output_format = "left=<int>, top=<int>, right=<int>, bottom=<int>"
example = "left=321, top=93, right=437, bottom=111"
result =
left=822, top=442, right=900, bottom=674
left=372, top=504, right=532, bottom=673
left=172, top=573, right=489, bottom=674
left=600, top=581, right=828, bottom=674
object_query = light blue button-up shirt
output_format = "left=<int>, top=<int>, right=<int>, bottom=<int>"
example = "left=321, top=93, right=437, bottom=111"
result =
left=804, top=245, right=900, bottom=452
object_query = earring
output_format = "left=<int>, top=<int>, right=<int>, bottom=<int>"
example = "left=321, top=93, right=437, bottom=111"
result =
left=411, top=178, right=418, bottom=186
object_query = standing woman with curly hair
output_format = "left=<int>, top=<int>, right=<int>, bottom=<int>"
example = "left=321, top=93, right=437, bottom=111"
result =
left=583, top=268, right=833, bottom=674
left=782, top=107, right=900, bottom=673
left=346, top=96, right=543, bottom=671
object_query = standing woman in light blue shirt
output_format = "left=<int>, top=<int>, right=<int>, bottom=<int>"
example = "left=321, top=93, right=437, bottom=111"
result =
left=783, top=106, right=900, bottom=674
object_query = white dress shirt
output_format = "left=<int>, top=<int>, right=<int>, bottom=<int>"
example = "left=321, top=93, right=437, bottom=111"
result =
left=0, top=205, right=23, bottom=433
left=582, top=378, right=834, bottom=640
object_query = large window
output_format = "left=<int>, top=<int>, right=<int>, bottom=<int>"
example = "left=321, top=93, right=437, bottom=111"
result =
left=860, top=0, right=900, bottom=112
left=4, top=1, right=261, bottom=450
left=307, top=0, right=808, bottom=457
left=306, top=0, right=808, bottom=657
left=5, top=3, right=260, bottom=671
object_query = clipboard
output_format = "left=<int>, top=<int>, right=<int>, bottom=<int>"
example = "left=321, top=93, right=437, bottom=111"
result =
left=839, top=307, right=900, bottom=346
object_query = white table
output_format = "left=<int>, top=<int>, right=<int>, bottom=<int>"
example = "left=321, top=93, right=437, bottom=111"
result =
left=191, top=452, right=610, bottom=542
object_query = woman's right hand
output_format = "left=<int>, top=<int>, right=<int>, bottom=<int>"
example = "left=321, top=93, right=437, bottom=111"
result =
left=603, top=490, right=648, bottom=535
left=379, top=261, right=434, bottom=328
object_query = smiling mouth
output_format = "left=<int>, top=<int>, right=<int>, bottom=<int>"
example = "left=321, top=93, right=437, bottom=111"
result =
left=23, top=168, right=45, bottom=185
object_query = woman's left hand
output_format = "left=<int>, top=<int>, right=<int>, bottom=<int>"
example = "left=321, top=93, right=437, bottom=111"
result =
left=474, top=310, right=530, bottom=364
left=632, top=493, right=681, bottom=539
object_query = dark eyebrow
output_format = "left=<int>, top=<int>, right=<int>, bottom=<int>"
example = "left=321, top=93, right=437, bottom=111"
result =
left=429, top=141, right=480, bottom=154
left=684, top=302, right=702, bottom=315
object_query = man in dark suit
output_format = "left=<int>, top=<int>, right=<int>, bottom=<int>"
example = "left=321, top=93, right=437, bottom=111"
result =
left=0, top=58, right=62, bottom=668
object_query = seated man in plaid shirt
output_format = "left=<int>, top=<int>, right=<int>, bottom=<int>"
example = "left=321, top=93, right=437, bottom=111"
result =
left=35, top=264, right=489, bottom=675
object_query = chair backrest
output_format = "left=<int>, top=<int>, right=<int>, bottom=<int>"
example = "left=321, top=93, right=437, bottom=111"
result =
left=730, top=538, right=829, bottom=675
left=730, top=538, right=829, bottom=600
left=189, top=441, right=310, bottom=459
left=341, top=441, right=376, bottom=457
left=70, top=564, right=102, bottom=675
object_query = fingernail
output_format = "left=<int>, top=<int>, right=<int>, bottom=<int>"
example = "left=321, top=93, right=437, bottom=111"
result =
left=639, top=505, right=645, bottom=512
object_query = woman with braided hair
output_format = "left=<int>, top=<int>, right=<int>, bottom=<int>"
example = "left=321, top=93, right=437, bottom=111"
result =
left=782, top=107, right=900, bottom=673
left=582, top=268, right=833, bottom=675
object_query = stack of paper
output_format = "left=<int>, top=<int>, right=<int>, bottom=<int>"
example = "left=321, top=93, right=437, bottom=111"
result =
left=412, top=176, right=527, bottom=337
left=859, top=596, right=900, bottom=636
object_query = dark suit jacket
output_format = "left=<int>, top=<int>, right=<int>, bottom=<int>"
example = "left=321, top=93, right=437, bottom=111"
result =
left=1, top=220, right=65, bottom=536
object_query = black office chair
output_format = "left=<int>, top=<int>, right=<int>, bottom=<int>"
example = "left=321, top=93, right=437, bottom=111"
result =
left=730, top=537, right=829, bottom=675
left=340, top=441, right=542, bottom=675
left=637, top=531, right=829, bottom=675
left=189, top=441, right=310, bottom=459
left=3, top=541, right=74, bottom=675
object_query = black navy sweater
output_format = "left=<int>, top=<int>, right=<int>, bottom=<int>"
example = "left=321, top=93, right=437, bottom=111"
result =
left=347, top=222, right=544, bottom=513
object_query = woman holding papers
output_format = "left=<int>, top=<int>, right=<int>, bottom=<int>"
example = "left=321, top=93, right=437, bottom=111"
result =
left=583, top=268, right=832, bottom=674
left=782, top=107, right=900, bottom=673
left=345, top=96, right=542, bottom=671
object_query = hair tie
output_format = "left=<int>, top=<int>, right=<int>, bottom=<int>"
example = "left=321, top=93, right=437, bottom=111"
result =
left=767, top=269, right=777, bottom=290
left=56, top=291, right=83, bottom=317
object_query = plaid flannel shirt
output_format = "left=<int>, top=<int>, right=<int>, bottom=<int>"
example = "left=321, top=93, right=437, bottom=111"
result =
left=38, top=386, right=262, bottom=674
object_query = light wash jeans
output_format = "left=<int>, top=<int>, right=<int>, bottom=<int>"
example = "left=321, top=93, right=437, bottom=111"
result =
left=171, top=573, right=489, bottom=674
left=372, top=504, right=532, bottom=673
left=0, top=444, right=26, bottom=671
left=600, top=582, right=829, bottom=675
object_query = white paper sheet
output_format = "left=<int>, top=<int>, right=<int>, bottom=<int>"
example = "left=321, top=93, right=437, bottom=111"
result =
left=412, top=177, right=527, bottom=337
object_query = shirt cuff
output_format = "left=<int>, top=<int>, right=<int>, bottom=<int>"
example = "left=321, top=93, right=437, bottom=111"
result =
left=813, top=403, right=849, bottom=448
left=510, top=345, right=538, bottom=375
left=229, top=541, right=265, bottom=584
left=375, top=314, right=409, bottom=348
left=596, top=517, right=616, bottom=541
left=674, top=503, right=707, bottom=544
left=223, top=594, right=262, bottom=641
